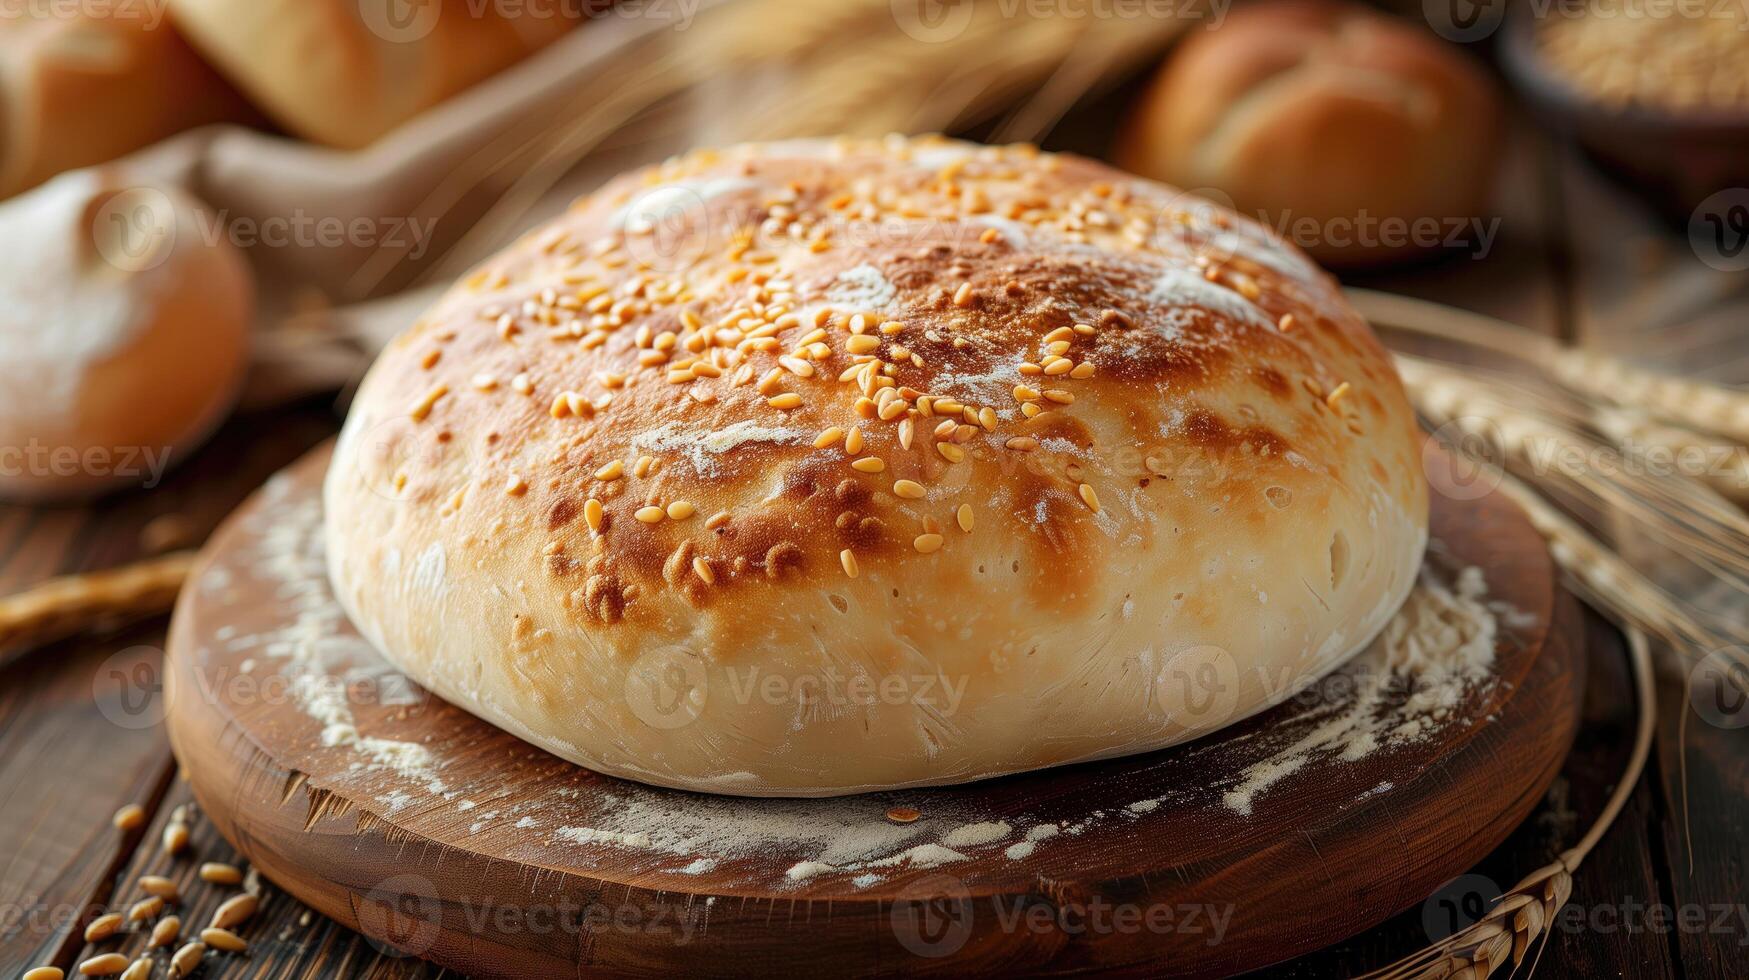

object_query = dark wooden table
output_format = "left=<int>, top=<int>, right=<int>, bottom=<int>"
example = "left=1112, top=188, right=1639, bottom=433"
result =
left=3, top=115, right=1745, bottom=978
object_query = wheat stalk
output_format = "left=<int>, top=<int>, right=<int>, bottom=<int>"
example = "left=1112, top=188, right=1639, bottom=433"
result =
left=1352, top=288, right=1749, bottom=447
left=1358, top=625, right=1654, bottom=980
left=1398, top=355, right=1749, bottom=661
left=0, top=551, right=195, bottom=659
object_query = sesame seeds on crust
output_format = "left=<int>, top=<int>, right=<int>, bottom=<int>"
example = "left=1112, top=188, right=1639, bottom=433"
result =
left=357, top=136, right=1421, bottom=629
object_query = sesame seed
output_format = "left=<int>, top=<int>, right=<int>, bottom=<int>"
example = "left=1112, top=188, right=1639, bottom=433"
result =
left=585, top=498, right=604, bottom=532
left=1078, top=483, right=1101, bottom=513
left=937, top=443, right=966, bottom=463
left=595, top=461, right=625, bottom=481
left=840, top=549, right=859, bottom=578
left=845, top=427, right=865, bottom=454
left=471, top=374, right=498, bottom=390
left=1043, top=389, right=1075, bottom=404
left=705, top=510, right=731, bottom=530
left=1326, top=382, right=1352, bottom=409
left=913, top=533, right=944, bottom=554
left=1070, top=362, right=1095, bottom=379
left=952, top=282, right=974, bottom=307
left=692, top=557, right=716, bottom=585
left=956, top=504, right=974, bottom=532
left=879, top=320, right=905, bottom=335
left=633, top=455, right=655, bottom=477
left=1278, top=313, right=1296, bottom=332
left=511, top=373, right=534, bottom=395
left=410, top=385, right=449, bottom=422
left=1022, top=402, right=1043, bottom=418
left=1014, top=385, right=1039, bottom=401
left=977, top=407, right=997, bottom=431
left=635, top=506, right=666, bottom=524
left=1044, top=359, right=1073, bottom=376
left=851, top=457, right=886, bottom=473
left=505, top=474, right=527, bottom=496
left=768, top=393, right=803, bottom=410
left=667, top=501, right=696, bottom=520
left=814, top=426, right=845, bottom=449
left=894, top=479, right=926, bottom=499
left=846, top=335, right=881, bottom=355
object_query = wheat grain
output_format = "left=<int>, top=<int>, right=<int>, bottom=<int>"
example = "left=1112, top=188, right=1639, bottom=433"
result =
left=76, top=955, right=129, bottom=977
left=168, top=942, right=205, bottom=979
left=210, top=894, right=258, bottom=930
left=199, top=928, right=246, bottom=953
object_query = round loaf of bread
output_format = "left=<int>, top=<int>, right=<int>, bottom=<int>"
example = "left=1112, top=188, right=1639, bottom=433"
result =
left=324, top=136, right=1428, bottom=797
left=0, top=171, right=252, bottom=502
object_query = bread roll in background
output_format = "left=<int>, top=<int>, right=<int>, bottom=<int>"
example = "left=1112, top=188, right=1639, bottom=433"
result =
left=324, top=136, right=1428, bottom=797
left=167, top=0, right=586, bottom=149
left=0, top=171, right=253, bottom=501
left=1118, top=0, right=1501, bottom=267
left=0, top=5, right=252, bottom=199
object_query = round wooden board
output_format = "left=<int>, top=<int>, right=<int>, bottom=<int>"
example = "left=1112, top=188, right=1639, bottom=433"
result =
left=166, top=443, right=1585, bottom=979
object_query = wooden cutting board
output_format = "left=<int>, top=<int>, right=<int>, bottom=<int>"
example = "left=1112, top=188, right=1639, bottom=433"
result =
left=165, top=443, right=1585, bottom=979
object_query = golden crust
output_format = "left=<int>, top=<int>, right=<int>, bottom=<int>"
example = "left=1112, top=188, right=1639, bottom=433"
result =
left=325, top=136, right=1427, bottom=795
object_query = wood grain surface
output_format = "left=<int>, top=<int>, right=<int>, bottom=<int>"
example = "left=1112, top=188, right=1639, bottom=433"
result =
left=150, top=443, right=1584, bottom=979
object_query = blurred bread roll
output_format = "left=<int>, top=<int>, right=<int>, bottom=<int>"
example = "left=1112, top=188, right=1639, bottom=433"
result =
left=0, top=4, right=252, bottom=199
left=0, top=170, right=253, bottom=501
left=168, top=0, right=586, bottom=148
left=1118, top=0, right=1501, bottom=266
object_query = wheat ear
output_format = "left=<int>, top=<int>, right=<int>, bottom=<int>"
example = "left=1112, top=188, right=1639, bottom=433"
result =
left=1358, top=627, right=1654, bottom=980
left=0, top=552, right=195, bottom=658
left=1352, top=288, right=1749, bottom=446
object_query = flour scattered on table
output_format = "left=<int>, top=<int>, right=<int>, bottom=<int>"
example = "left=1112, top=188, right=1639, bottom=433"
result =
left=1222, top=559, right=1502, bottom=816
left=218, top=480, right=1509, bottom=888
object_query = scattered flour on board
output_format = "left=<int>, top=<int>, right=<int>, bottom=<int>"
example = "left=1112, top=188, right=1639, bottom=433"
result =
left=229, top=478, right=449, bottom=797
left=1221, top=563, right=1502, bottom=816
left=225, top=487, right=1508, bottom=888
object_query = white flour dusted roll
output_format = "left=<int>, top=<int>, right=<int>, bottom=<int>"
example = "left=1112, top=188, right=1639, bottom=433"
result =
left=0, top=171, right=252, bottom=502
left=324, top=137, right=1427, bottom=797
